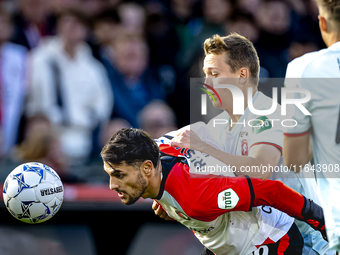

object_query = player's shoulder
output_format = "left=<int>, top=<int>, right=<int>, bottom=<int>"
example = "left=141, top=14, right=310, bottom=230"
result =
left=251, top=91, right=282, bottom=119
left=287, top=50, right=325, bottom=77
left=252, top=91, right=279, bottom=109
left=286, top=44, right=340, bottom=78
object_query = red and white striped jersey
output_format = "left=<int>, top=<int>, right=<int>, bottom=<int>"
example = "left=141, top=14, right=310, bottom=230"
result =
left=154, top=138, right=294, bottom=255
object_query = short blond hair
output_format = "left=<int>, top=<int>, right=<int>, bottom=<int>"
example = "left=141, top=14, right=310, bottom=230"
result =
left=316, top=0, right=340, bottom=22
left=204, top=33, right=260, bottom=86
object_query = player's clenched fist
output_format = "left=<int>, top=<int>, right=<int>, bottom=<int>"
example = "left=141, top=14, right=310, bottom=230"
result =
left=170, top=130, right=203, bottom=151
left=152, top=200, right=172, bottom=221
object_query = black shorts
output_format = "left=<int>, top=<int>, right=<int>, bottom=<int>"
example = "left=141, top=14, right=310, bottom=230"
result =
left=201, top=223, right=304, bottom=255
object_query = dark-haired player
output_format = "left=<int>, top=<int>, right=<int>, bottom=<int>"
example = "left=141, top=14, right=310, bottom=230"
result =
left=101, top=128, right=328, bottom=254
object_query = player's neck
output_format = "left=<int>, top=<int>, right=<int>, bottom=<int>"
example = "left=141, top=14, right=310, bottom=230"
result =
left=226, top=85, right=257, bottom=131
left=227, top=113, right=242, bottom=131
left=327, top=34, right=340, bottom=47
left=141, top=162, right=163, bottom=199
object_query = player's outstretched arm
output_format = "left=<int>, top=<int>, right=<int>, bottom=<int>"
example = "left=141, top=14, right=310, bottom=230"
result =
left=247, top=177, right=326, bottom=240
left=152, top=172, right=326, bottom=240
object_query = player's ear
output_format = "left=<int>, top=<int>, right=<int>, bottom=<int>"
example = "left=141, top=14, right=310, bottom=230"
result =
left=239, top=67, right=248, bottom=85
left=141, top=160, right=153, bottom=176
left=318, top=15, right=328, bottom=33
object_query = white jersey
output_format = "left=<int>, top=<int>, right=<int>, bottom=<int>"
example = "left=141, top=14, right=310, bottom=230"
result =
left=285, top=41, right=340, bottom=251
left=187, top=91, right=330, bottom=254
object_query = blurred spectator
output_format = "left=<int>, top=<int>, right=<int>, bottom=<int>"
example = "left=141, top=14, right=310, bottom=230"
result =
left=118, top=2, right=145, bottom=35
left=11, top=0, right=54, bottom=50
left=144, top=1, right=179, bottom=94
left=100, top=118, right=131, bottom=146
left=234, top=0, right=262, bottom=17
left=77, top=0, right=110, bottom=19
left=138, top=100, right=177, bottom=139
left=16, top=114, right=68, bottom=180
left=49, top=0, right=81, bottom=14
left=101, top=33, right=165, bottom=127
left=288, top=0, right=325, bottom=52
left=90, top=8, right=122, bottom=62
left=26, top=9, right=113, bottom=165
left=225, top=13, right=259, bottom=44
left=0, top=7, right=27, bottom=158
left=288, top=40, right=319, bottom=62
left=170, top=0, right=197, bottom=23
left=179, top=0, right=232, bottom=71
left=0, top=0, right=327, bottom=179
left=169, top=0, right=199, bottom=59
left=255, top=0, right=292, bottom=78
left=203, top=0, right=232, bottom=25
left=145, top=1, right=179, bottom=66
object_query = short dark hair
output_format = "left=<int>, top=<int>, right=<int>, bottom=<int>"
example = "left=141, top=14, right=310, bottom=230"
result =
left=203, top=33, right=260, bottom=86
left=316, top=0, right=340, bottom=22
left=100, top=128, right=160, bottom=168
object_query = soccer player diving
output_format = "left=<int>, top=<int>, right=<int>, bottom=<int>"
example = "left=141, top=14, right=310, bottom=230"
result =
left=101, top=128, right=327, bottom=255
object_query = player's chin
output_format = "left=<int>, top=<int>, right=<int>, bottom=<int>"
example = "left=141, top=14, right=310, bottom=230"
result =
left=121, top=195, right=139, bottom=205
left=208, top=96, right=222, bottom=109
left=212, top=101, right=222, bottom=109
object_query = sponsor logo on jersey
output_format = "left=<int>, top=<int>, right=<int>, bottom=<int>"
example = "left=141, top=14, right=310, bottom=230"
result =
left=175, top=210, right=191, bottom=220
left=189, top=226, right=214, bottom=234
left=217, top=188, right=239, bottom=210
left=241, top=139, right=248, bottom=156
left=252, top=116, right=272, bottom=134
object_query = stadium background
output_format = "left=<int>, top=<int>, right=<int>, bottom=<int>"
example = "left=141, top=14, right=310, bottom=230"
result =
left=0, top=0, right=325, bottom=254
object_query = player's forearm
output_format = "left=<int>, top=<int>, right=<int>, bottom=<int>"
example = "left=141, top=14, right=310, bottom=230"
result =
left=283, top=134, right=310, bottom=172
left=308, top=136, right=313, bottom=161
left=251, top=178, right=305, bottom=217
left=198, top=143, right=271, bottom=179
left=251, top=178, right=326, bottom=239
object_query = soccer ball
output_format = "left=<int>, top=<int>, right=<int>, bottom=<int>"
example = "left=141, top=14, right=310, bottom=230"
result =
left=3, top=162, right=64, bottom=224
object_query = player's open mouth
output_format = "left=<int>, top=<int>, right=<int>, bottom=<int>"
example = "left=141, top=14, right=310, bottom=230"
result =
left=118, top=192, right=125, bottom=198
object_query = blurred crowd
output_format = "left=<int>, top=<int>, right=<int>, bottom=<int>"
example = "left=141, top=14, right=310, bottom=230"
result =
left=0, top=0, right=324, bottom=182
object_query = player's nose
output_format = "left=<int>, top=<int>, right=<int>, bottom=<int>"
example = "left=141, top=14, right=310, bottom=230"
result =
left=109, top=177, right=119, bottom=190
left=204, top=77, right=214, bottom=87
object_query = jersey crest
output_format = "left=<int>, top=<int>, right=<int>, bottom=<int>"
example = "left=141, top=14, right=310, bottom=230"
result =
left=241, top=139, right=249, bottom=156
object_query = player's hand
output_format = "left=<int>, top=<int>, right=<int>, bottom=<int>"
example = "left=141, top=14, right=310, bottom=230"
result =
left=170, top=130, right=202, bottom=150
left=152, top=200, right=172, bottom=221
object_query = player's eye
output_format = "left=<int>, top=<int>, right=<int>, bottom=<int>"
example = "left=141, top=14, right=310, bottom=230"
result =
left=212, top=73, right=218, bottom=78
left=115, top=173, right=123, bottom=179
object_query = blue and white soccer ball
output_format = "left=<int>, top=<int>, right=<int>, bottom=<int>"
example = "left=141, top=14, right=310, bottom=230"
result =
left=2, top=162, right=64, bottom=224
